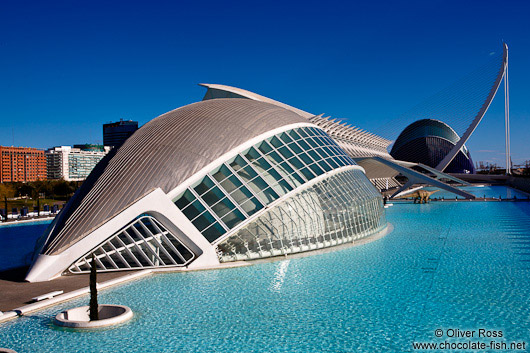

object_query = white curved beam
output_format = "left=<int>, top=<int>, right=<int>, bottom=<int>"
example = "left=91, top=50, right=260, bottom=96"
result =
left=435, top=44, right=508, bottom=171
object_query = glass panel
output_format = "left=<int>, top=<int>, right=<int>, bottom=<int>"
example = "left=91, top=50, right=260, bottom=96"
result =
left=265, top=150, right=284, bottom=164
left=308, top=163, right=325, bottom=176
left=308, top=127, right=321, bottom=136
left=182, top=200, right=206, bottom=220
left=323, top=146, right=336, bottom=157
left=202, top=222, right=225, bottom=242
left=312, top=136, right=327, bottom=146
left=220, top=174, right=243, bottom=194
left=307, top=150, right=321, bottom=162
left=305, top=137, right=319, bottom=148
left=277, top=146, right=294, bottom=159
left=174, top=190, right=195, bottom=209
left=221, top=209, right=246, bottom=229
left=314, top=128, right=325, bottom=136
left=240, top=197, right=263, bottom=216
left=230, top=185, right=256, bottom=205
left=298, top=138, right=313, bottom=151
left=330, top=146, right=343, bottom=155
left=279, top=132, right=293, bottom=144
left=212, top=164, right=233, bottom=183
left=253, top=163, right=291, bottom=195
left=333, top=156, right=345, bottom=166
left=298, top=152, right=314, bottom=165
left=299, top=166, right=315, bottom=180
left=286, top=155, right=304, bottom=169
left=324, top=136, right=337, bottom=146
left=257, top=140, right=273, bottom=155
left=257, top=187, right=279, bottom=204
left=133, top=222, right=149, bottom=238
left=210, top=197, right=237, bottom=219
left=288, top=141, right=303, bottom=154
left=269, top=136, right=283, bottom=149
left=141, top=218, right=158, bottom=234
left=326, top=157, right=340, bottom=169
left=287, top=169, right=305, bottom=185
left=316, top=147, right=331, bottom=158
left=263, top=152, right=304, bottom=187
left=297, top=128, right=309, bottom=138
left=230, top=157, right=270, bottom=194
left=288, top=129, right=303, bottom=141
left=246, top=174, right=270, bottom=194
left=202, top=186, right=226, bottom=207
left=192, top=211, right=218, bottom=231
left=274, top=179, right=294, bottom=194
left=244, top=147, right=262, bottom=163
left=251, top=155, right=273, bottom=172
left=317, top=159, right=333, bottom=172
left=229, top=155, right=249, bottom=169
left=194, top=175, right=216, bottom=196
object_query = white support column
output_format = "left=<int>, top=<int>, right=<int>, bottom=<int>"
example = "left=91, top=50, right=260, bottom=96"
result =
left=504, top=48, right=511, bottom=175
left=435, top=44, right=508, bottom=172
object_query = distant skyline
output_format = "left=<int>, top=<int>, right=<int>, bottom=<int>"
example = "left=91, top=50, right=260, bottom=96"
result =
left=1, top=0, right=529, bottom=166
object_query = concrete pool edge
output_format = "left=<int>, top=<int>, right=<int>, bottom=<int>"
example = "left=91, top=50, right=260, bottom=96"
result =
left=0, top=217, right=55, bottom=227
left=0, top=270, right=152, bottom=324
left=0, top=223, right=392, bottom=324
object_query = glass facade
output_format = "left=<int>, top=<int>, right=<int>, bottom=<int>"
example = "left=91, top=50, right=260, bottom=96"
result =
left=68, top=215, right=195, bottom=273
left=68, top=152, right=106, bottom=180
left=218, top=169, right=386, bottom=262
left=174, top=126, right=359, bottom=243
left=65, top=126, right=386, bottom=274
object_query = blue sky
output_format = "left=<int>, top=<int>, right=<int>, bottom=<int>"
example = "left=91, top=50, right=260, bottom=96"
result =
left=1, top=0, right=529, bottom=166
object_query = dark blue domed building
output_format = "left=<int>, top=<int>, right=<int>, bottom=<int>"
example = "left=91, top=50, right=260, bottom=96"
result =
left=390, top=119, right=475, bottom=174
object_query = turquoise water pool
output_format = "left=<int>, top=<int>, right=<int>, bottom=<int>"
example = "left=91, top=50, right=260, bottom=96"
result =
left=1, top=200, right=530, bottom=352
left=0, top=220, right=51, bottom=271
left=425, top=184, right=529, bottom=200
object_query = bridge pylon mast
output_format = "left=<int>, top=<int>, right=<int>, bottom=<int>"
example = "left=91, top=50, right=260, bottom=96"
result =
left=504, top=43, right=511, bottom=175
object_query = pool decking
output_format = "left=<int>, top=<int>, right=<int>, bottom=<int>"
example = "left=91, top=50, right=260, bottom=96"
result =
left=0, top=267, right=137, bottom=312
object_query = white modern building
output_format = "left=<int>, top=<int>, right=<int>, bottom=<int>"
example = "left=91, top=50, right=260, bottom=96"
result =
left=199, top=84, right=482, bottom=198
left=46, top=146, right=111, bottom=181
left=200, top=84, right=400, bottom=190
left=26, top=99, right=388, bottom=282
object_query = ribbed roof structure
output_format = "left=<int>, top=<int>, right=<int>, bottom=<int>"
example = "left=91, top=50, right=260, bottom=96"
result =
left=200, top=83, right=392, bottom=159
left=308, top=115, right=391, bottom=157
left=42, top=99, right=307, bottom=255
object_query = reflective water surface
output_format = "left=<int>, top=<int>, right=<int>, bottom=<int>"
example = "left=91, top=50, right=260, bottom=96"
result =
left=1, top=194, right=530, bottom=352
left=0, top=220, right=51, bottom=271
left=425, top=184, right=528, bottom=199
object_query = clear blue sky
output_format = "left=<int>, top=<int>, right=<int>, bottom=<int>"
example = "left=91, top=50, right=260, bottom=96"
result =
left=1, top=0, right=529, bottom=166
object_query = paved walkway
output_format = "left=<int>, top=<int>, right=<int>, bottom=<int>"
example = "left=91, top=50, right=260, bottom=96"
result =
left=0, top=267, right=133, bottom=312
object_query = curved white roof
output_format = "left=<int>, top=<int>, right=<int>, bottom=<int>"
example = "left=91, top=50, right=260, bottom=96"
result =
left=42, top=99, right=308, bottom=255
left=200, top=83, right=314, bottom=119
left=200, top=83, right=392, bottom=154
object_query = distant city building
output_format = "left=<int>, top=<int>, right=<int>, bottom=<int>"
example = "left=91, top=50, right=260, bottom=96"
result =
left=103, top=119, right=138, bottom=148
left=46, top=146, right=111, bottom=181
left=73, top=144, right=107, bottom=152
left=0, top=146, right=46, bottom=183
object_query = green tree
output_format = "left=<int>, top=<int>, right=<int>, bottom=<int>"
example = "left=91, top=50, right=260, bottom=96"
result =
left=89, top=253, right=99, bottom=321
left=16, top=183, right=35, bottom=198
left=0, top=184, right=15, bottom=199
left=53, top=179, right=75, bottom=199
